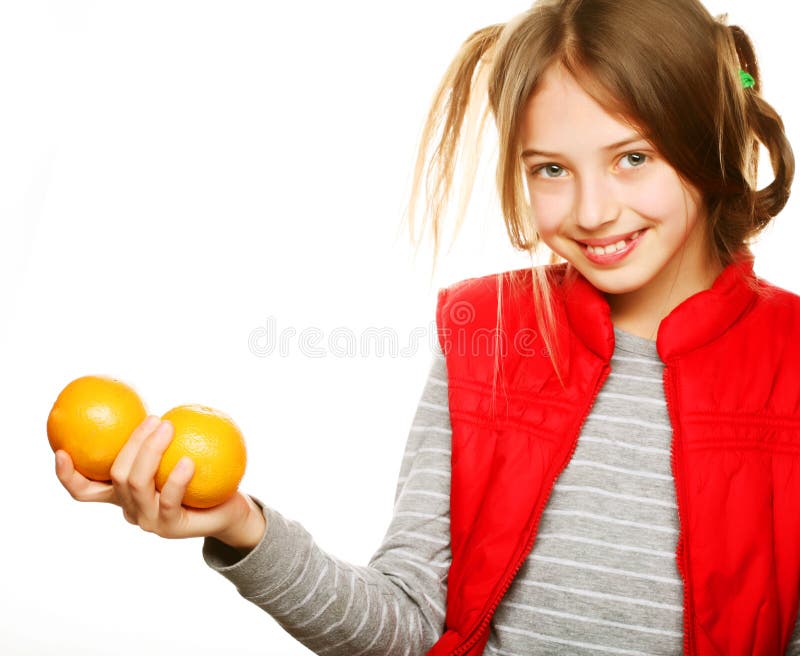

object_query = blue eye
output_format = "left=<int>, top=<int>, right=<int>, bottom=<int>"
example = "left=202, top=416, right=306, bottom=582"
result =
left=619, top=152, right=647, bottom=169
left=532, top=163, right=567, bottom=178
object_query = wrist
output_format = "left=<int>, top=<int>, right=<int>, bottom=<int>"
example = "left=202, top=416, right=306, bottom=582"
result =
left=214, top=495, right=267, bottom=554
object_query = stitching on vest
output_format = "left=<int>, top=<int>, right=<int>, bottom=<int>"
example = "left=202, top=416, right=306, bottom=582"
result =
left=448, top=379, right=575, bottom=412
left=685, top=440, right=800, bottom=455
left=449, top=409, right=559, bottom=443
left=683, top=412, right=800, bottom=429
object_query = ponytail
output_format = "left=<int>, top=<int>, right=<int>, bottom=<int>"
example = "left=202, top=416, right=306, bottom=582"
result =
left=707, top=20, right=795, bottom=268
left=729, top=25, right=795, bottom=229
left=404, top=24, right=504, bottom=276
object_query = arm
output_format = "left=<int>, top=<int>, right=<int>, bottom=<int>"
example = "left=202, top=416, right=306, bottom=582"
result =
left=786, top=611, right=800, bottom=655
left=202, top=346, right=452, bottom=655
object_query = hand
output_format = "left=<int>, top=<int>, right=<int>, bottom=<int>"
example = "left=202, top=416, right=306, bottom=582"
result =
left=54, top=415, right=262, bottom=545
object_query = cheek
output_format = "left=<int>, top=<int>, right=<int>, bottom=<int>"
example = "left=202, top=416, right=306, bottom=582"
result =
left=625, top=168, right=689, bottom=221
left=528, top=185, right=572, bottom=235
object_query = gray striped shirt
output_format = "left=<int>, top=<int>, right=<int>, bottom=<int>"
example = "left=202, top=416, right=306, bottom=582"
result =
left=203, top=326, right=800, bottom=654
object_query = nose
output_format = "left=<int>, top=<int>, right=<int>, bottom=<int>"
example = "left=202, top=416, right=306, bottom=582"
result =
left=574, top=171, right=619, bottom=231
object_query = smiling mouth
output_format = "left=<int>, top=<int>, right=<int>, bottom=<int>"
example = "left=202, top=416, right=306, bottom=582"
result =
left=577, top=229, right=647, bottom=255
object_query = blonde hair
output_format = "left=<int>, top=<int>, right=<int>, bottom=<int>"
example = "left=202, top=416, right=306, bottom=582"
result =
left=403, top=0, right=794, bottom=387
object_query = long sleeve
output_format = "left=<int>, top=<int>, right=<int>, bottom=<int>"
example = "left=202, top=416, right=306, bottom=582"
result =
left=201, top=343, right=452, bottom=655
left=788, top=616, right=800, bottom=654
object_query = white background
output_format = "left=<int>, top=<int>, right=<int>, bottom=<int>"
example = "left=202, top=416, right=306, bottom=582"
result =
left=1, top=1, right=797, bottom=655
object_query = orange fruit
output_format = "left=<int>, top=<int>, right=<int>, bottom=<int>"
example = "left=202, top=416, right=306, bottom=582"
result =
left=155, top=404, right=247, bottom=509
left=47, top=375, right=148, bottom=481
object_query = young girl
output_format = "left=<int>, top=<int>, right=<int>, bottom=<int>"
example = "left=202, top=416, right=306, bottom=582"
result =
left=55, top=0, right=798, bottom=653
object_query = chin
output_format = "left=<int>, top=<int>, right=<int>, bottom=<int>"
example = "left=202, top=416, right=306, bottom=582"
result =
left=581, top=269, right=649, bottom=296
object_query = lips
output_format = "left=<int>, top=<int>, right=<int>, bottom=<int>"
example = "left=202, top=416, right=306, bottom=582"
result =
left=577, top=229, right=644, bottom=248
left=579, top=228, right=647, bottom=265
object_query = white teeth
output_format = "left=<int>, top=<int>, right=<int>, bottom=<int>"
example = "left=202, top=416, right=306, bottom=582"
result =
left=586, top=230, right=642, bottom=255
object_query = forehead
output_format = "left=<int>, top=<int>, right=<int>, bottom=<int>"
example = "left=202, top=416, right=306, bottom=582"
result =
left=519, top=65, right=640, bottom=151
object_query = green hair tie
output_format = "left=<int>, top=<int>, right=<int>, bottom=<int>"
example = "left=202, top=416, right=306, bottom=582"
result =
left=739, top=69, right=755, bottom=89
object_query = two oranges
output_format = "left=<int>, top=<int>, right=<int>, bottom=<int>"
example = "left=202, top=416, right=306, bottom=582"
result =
left=47, top=375, right=246, bottom=509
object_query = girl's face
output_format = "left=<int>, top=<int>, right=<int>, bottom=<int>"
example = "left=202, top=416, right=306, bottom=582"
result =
left=519, top=64, right=720, bottom=324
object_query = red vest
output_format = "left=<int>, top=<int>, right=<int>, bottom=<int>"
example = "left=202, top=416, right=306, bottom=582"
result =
left=427, top=252, right=800, bottom=655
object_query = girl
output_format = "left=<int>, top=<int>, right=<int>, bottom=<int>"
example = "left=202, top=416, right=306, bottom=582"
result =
left=55, top=0, right=798, bottom=653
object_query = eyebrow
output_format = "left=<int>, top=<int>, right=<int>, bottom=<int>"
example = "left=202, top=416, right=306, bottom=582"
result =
left=520, top=134, right=647, bottom=159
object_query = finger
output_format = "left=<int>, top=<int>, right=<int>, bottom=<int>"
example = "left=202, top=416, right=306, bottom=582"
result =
left=126, top=419, right=175, bottom=527
left=156, top=457, right=195, bottom=536
left=122, top=507, right=137, bottom=525
left=55, top=450, right=115, bottom=504
left=110, top=414, right=161, bottom=512
left=112, top=414, right=162, bottom=473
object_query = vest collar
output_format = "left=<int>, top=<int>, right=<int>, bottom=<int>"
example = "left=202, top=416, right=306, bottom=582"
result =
left=560, top=249, right=758, bottom=363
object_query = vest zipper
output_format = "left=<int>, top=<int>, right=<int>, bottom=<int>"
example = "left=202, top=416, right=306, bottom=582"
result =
left=448, top=362, right=612, bottom=656
left=663, top=362, right=694, bottom=655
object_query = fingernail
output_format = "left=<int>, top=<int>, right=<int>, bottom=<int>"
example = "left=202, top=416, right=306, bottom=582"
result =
left=153, top=420, right=172, bottom=441
left=176, top=457, right=193, bottom=474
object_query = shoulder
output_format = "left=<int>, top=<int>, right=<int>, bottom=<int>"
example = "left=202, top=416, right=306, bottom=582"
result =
left=436, top=268, right=521, bottom=331
left=434, top=263, right=573, bottom=362
left=436, top=262, right=568, bottom=314
left=752, top=275, right=800, bottom=315
left=735, top=274, right=800, bottom=349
